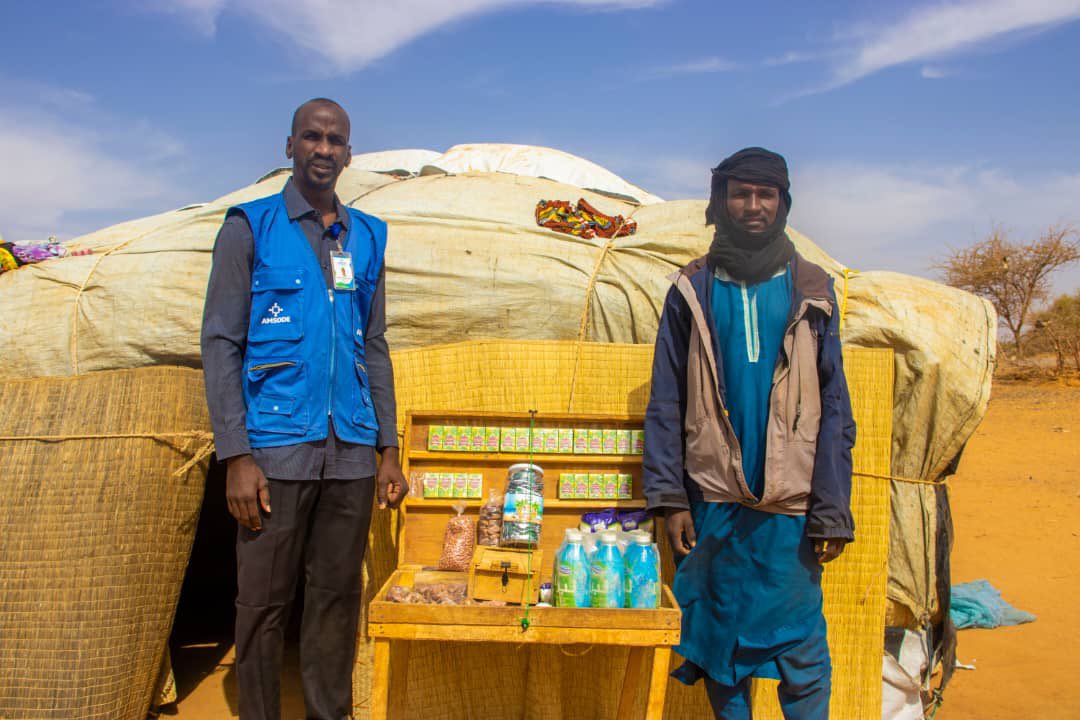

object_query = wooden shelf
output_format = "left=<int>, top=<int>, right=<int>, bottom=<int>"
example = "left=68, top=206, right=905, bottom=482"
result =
left=406, top=498, right=647, bottom=509
left=408, top=450, right=642, bottom=464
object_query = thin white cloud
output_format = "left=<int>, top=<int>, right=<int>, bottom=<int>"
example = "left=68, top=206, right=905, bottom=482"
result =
left=763, top=50, right=828, bottom=67
left=159, top=0, right=663, bottom=73
left=653, top=56, right=737, bottom=76
left=828, top=0, right=1080, bottom=91
left=920, top=65, right=949, bottom=79
left=0, top=110, right=178, bottom=241
left=788, top=162, right=1080, bottom=288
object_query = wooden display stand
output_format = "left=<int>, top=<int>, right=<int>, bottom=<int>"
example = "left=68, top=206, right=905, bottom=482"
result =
left=368, top=411, right=681, bottom=720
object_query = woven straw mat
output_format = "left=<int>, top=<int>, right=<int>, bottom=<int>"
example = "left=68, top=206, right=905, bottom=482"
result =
left=0, top=367, right=211, bottom=720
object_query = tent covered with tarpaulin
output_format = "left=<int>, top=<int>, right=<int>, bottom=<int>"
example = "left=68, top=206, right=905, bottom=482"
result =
left=0, top=144, right=994, bottom=718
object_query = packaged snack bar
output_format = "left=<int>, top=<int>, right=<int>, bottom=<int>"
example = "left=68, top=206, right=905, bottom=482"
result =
left=574, top=473, right=590, bottom=499
left=457, top=426, right=472, bottom=452
left=588, top=473, right=604, bottom=500
left=558, top=428, right=574, bottom=454
left=617, top=473, right=633, bottom=499
left=516, top=428, right=531, bottom=453
left=542, top=428, right=558, bottom=453
left=588, top=429, right=603, bottom=454
left=470, top=427, right=486, bottom=452
left=423, top=473, right=439, bottom=498
left=428, top=425, right=445, bottom=451
left=468, top=472, right=484, bottom=498
left=631, top=429, right=645, bottom=454
left=602, top=473, right=618, bottom=499
left=438, top=472, right=454, bottom=498
left=500, top=427, right=516, bottom=452
left=453, top=472, right=469, bottom=498
left=616, top=429, right=631, bottom=455
left=559, top=473, right=575, bottom=499
left=602, top=429, right=617, bottom=455
left=485, top=427, right=500, bottom=453
left=574, top=429, right=589, bottom=453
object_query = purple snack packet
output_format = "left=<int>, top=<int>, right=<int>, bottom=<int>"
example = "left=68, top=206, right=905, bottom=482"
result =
left=616, top=510, right=650, bottom=531
left=580, top=508, right=618, bottom=533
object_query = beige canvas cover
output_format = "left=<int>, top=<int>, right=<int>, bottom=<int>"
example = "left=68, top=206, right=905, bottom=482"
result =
left=0, top=152, right=994, bottom=620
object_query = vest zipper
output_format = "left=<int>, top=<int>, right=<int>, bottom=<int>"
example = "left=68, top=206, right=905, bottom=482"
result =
left=249, top=360, right=296, bottom=372
left=327, top=288, right=335, bottom=417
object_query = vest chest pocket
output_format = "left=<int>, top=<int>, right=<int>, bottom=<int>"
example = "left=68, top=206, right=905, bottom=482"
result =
left=249, top=268, right=305, bottom=343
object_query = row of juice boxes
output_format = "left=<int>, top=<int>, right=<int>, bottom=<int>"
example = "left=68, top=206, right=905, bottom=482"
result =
left=428, top=426, right=645, bottom=455
left=420, top=472, right=484, bottom=499
left=558, top=472, right=633, bottom=500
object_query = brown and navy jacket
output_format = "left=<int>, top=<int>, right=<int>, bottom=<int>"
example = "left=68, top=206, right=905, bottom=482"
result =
left=642, top=253, right=856, bottom=541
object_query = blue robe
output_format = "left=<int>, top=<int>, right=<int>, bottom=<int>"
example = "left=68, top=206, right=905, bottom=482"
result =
left=672, top=267, right=830, bottom=700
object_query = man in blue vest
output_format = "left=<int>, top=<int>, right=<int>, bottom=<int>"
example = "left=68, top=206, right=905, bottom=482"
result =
left=201, top=98, right=406, bottom=720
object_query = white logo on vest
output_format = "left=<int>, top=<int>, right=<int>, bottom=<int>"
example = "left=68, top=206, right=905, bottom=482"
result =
left=261, top=302, right=292, bottom=325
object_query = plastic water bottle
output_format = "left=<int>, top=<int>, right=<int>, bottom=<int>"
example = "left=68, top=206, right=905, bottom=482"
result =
left=588, top=530, right=625, bottom=608
left=553, top=528, right=590, bottom=608
left=623, top=532, right=661, bottom=609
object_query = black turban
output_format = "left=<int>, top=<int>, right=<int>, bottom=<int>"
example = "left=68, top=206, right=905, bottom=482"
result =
left=705, top=146, right=795, bottom=284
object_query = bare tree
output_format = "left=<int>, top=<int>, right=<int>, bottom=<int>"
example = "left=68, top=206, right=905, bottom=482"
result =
left=1033, top=292, right=1080, bottom=373
left=937, top=226, right=1080, bottom=356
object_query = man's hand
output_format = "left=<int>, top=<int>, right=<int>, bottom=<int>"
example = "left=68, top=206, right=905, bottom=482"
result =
left=665, top=509, right=697, bottom=557
left=376, top=447, right=408, bottom=510
left=226, top=454, right=270, bottom=531
left=813, top=538, right=847, bottom=564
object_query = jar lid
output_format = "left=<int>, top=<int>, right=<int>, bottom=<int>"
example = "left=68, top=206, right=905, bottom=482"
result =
left=507, top=462, right=544, bottom=476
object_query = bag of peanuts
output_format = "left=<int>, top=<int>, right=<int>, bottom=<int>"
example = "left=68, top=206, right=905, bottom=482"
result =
left=476, top=489, right=503, bottom=547
left=437, top=503, right=476, bottom=572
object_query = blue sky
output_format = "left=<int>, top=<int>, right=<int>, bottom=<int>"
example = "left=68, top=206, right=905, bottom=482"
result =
left=2, top=0, right=1079, bottom=292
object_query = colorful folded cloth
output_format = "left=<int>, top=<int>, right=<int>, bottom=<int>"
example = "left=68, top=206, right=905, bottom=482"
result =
left=536, top=198, right=637, bottom=239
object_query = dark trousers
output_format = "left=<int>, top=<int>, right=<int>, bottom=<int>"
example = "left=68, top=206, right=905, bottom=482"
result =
left=235, top=477, right=375, bottom=720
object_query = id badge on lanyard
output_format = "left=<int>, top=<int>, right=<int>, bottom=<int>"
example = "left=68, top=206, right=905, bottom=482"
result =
left=331, top=251, right=355, bottom=291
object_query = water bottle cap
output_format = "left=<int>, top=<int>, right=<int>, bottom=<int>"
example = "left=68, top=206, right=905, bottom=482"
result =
left=565, top=529, right=584, bottom=542
left=633, top=532, right=653, bottom=545
left=599, top=530, right=617, bottom=544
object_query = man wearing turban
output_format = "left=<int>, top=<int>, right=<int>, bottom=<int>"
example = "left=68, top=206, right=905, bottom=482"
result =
left=643, top=148, right=856, bottom=719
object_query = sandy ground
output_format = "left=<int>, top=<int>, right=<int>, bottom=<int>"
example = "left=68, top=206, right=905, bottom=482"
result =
left=940, top=381, right=1080, bottom=719
left=162, top=382, right=1080, bottom=719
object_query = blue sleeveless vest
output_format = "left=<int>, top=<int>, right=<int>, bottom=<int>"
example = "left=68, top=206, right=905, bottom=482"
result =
left=230, top=192, right=387, bottom=448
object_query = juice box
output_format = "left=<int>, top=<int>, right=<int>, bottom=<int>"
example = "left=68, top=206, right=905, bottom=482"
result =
left=588, top=429, right=603, bottom=454
left=558, top=428, right=574, bottom=454
left=559, top=473, right=575, bottom=499
left=631, top=429, right=645, bottom=454
left=602, top=429, right=617, bottom=455
left=574, top=473, right=590, bottom=498
left=588, top=473, right=604, bottom=500
left=500, top=427, right=516, bottom=452
left=615, top=429, right=631, bottom=455
left=602, top=473, right=618, bottom=499
left=443, top=427, right=457, bottom=451
left=485, top=427, right=500, bottom=453
left=457, top=426, right=472, bottom=452
left=468, top=473, right=483, bottom=498
left=542, top=428, right=558, bottom=453
left=470, top=427, right=486, bottom=452
left=516, top=429, right=531, bottom=453
left=438, top=472, right=454, bottom=498
left=422, top=473, right=439, bottom=498
left=530, top=428, right=544, bottom=454
left=427, top=425, right=445, bottom=451
left=453, top=472, right=469, bottom=497
left=573, top=429, right=589, bottom=453
left=617, top=473, right=633, bottom=499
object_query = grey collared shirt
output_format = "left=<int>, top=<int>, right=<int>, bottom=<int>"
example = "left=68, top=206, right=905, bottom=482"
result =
left=200, top=178, right=398, bottom=480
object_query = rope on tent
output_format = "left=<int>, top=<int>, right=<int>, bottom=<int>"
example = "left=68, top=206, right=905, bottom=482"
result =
left=567, top=207, right=640, bottom=412
left=0, top=430, right=215, bottom=478
left=839, top=267, right=857, bottom=332
left=854, top=470, right=948, bottom=487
